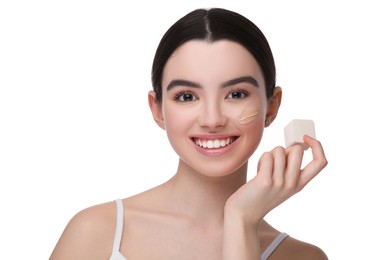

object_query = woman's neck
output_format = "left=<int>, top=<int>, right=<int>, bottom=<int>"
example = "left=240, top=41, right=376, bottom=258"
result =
left=163, top=159, right=248, bottom=228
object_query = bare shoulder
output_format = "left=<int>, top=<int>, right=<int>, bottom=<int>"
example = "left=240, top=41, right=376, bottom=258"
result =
left=273, top=235, right=328, bottom=260
left=50, top=201, right=117, bottom=260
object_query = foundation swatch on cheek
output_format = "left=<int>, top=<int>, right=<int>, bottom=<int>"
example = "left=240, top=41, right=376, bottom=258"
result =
left=239, top=107, right=259, bottom=125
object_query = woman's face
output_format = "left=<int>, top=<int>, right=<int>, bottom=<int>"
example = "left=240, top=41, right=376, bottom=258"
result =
left=153, top=40, right=270, bottom=177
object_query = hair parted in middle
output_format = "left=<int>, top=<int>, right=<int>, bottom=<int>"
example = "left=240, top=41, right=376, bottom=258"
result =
left=151, top=8, right=276, bottom=103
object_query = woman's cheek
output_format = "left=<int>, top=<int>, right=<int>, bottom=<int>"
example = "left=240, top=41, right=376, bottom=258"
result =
left=237, top=106, right=265, bottom=146
left=238, top=106, right=260, bottom=125
left=164, top=110, right=188, bottom=132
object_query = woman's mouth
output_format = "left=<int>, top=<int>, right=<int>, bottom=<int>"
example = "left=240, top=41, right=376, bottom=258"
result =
left=192, top=137, right=238, bottom=149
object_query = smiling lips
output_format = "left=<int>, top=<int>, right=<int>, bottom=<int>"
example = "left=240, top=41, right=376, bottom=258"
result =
left=193, top=137, right=237, bottom=149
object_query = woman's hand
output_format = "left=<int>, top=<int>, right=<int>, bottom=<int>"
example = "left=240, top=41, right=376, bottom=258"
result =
left=225, top=135, right=328, bottom=224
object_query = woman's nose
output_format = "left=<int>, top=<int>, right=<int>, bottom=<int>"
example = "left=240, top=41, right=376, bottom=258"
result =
left=197, top=102, right=227, bottom=129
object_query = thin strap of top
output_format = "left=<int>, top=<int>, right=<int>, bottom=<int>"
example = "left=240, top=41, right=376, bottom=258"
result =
left=110, top=199, right=288, bottom=260
left=109, top=199, right=127, bottom=260
left=261, top=232, right=289, bottom=260
left=112, top=199, right=124, bottom=252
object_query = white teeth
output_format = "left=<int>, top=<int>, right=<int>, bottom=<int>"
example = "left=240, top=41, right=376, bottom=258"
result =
left=195, top=138, right=234, bottom=149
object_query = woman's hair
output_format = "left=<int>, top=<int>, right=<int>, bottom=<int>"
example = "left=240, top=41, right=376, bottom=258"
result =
left=151, top=8, right=276, bottom=103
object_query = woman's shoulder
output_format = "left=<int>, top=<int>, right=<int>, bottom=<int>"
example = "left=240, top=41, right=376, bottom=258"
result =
left=68, top=200, right=117, bottom=232
left=275, top=235, right=328, bottom=260
left=50, top=200, right=117, bottom=259
left=260, top=221, right=328, bottom=260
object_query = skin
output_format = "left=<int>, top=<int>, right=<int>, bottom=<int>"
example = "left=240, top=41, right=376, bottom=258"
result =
left=50, top=40, right=328, bottom=260
left=239, top=106, right=259, bottom=125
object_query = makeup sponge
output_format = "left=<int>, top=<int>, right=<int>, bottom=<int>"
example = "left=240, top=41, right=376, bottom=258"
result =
left=284, top=119, right=316, bottom=150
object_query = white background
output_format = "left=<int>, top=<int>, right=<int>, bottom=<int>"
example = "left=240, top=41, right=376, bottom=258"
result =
left=1, top=0, right=389, bottom=259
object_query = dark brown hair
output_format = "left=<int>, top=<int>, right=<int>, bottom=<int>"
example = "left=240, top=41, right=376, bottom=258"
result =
left=151, top=8, right=276, bottom=102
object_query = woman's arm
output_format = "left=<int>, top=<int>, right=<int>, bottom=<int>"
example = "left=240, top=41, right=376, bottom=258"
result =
left=223, top=135, right=327, bottom=259
left=222, top=210, right=261, bottom=260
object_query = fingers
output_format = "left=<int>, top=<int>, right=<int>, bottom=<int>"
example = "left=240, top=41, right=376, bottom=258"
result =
left=258, top=146, right=302, bottom=187
left=285, top=145, right=304, bottom=189
left=299, top=135, right=328, bottom=188
left=247, top=136, right=327, bottom=219
left=257, top=147, right=286, bottom=179
left=272, top=147, right=286, bottom=187
left=257, top=152, right=274, bottom=186
left=257, top=136, right=327, bottom=192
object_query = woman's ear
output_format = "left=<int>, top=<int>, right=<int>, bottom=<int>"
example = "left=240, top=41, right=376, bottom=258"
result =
left=265, top=86, right=282, bottom=127
left=148, top=90, right=165, bottom=130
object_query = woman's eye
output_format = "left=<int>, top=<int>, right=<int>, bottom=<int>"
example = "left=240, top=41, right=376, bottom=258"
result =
left=175, top=92, right=198, bottom=102
left=227, top=91, right=248, bottom=99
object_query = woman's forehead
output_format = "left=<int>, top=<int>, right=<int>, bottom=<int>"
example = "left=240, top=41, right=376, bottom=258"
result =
left=162, top=40, right=264, bottom=87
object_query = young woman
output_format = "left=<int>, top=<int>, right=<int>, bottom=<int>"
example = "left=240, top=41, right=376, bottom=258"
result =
left=50, top=8, right=328, bottom=260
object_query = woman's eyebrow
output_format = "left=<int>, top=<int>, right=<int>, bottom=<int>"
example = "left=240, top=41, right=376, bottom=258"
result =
left=222, top=76, right=259, bottom=88
left=166, top=79, right=201, bottom=91
left=166, top=76, right=259, bottom=91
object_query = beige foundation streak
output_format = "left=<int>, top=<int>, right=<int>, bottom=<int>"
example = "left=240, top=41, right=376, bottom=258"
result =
left=239, top=107, right=259, bottom=125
